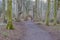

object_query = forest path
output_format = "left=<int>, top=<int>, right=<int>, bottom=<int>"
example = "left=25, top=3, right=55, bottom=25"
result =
left=20, top=20, right=54, bottom=40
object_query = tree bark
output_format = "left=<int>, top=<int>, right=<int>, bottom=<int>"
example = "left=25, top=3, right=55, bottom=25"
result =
left=45, top=0, right=50, bottom=25
left=2, top=0, right=6, bottom=23
left=53, top=0, right=57, bottom=25
left=6, top=0, right=14, bottom=30
left=33, top=0, right=38, bottom=22
left=16, top=0, right=23, bottom=22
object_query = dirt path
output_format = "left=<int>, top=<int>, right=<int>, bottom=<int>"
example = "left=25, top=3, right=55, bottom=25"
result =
left=0, top=21, right=54, bottom=40
left=20, top=21, right=54, bottom=40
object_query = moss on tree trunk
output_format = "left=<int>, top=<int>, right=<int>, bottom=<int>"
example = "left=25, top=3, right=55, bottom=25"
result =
left=53, top=0, right=57, bottom=25
left=6, top=21, right=14, bottom=30
left=6, top=0, right=14, bottom=30
left=45, top=0, right=50, bottom=26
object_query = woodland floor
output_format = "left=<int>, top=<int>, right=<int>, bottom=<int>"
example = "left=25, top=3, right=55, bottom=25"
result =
left=37, top=23, right=60, bottom=40
left=0, top=20, right=60, bottom=40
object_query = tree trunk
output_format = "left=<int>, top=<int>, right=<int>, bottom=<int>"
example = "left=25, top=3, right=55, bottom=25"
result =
left=45, top=0, right=50, bottom=25
left=33, top=0, right=38, bottom=22
left=58, top=0, right=60, bottom=9
left=53, top=0, right=57, bottom=25
left=6, top=0, right=14, bottom=30
left=16, top=0, right=23, bottom=22
left=25, top=7, right=28, bottom=17
left=40, top=0, right=42, bottom=21
left=2, top=0, right=6, bottom=23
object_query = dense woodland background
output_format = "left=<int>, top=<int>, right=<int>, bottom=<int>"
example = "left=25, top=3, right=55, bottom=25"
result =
left=0, top=0, right=60, bottom=40
left=0, top=0, right=60, bottom=29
